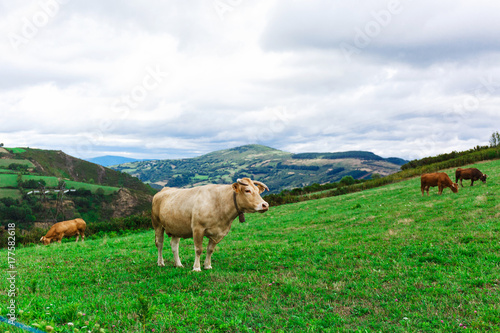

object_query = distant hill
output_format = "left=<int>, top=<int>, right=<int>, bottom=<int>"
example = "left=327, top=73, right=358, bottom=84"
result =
left=111, top=144, right=407, bottom=193
left=0, top=147, right=156, bottom=223
left=87, top=155, right=140, bottom=167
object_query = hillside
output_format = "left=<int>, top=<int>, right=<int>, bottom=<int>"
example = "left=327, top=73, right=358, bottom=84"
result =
left=1, top=159, right=498, bottom=332
left=112, top=144, right=406, bottom=193
left=0, top=147, right=156, bottom=223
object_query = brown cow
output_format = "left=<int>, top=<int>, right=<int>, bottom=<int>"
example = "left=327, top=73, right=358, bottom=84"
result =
left=152, top=178, right=269, bottom=271
left=40, top=218, right=86, bottom=245
left=421, top=172, right=459, bottom=196
left=455, top=168, right=487, bottom=187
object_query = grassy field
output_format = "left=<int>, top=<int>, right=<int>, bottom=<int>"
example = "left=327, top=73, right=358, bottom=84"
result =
left=0, top=159, right=34, bottom=169
left=0, top=174, right=120, bottom=196
left=0, top=161, right=499, bottom=332
left=0, top=189, right=21, bottom=199
left=64, top=181, right=120, bottom=195
left=4, top=148, right=27, bottom=154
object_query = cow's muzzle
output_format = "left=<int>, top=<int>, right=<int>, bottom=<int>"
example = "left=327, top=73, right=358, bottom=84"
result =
left=258, top=202, right=269, bottom=212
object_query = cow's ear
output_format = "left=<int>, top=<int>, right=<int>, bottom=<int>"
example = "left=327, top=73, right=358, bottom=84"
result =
left=232, top=182, right=240, bottom=193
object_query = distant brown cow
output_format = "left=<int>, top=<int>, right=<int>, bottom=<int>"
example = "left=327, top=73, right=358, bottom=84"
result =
left=455, top=168, right=487, bottom=187
left=40, top=218, right=86, bottom=245
left=421, top=172, right=459, bottom=196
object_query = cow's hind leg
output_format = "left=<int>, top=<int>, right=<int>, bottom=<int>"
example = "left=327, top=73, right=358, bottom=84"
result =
left=170, top=237, right=183, bottom=268
left=204, top=239, right=218, bottom=270
left=154, top=226, right=165, bottom=267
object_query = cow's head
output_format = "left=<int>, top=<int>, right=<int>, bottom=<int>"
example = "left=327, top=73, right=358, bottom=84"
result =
left=451, top=182, right=459, bottom=193
left=40, top=236, right=51, bottom=245
left=232, top=177, right=269, bottom=213
left=480, top=174, right=487, bottom=183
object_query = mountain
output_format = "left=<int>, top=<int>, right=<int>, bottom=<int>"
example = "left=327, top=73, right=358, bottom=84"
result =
left=111, top=144, right=408, bottom=193
left=87, top=155, right=140, bottom=167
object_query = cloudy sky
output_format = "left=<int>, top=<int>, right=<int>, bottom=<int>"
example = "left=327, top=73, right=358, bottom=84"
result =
left=1, top=0, right=500, bottom=161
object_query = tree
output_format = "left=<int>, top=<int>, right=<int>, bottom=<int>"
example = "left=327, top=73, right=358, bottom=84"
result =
left=490, top=131, right=500, bottom=147
left=340, top=175, right=355, bottom=186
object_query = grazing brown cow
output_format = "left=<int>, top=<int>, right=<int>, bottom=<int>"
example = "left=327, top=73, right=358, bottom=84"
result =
left=40, top=218, right=86, bottom=245
left=152, top=178, right=269, bottom=271
left=455, top=168, right=487, bottom=187
left=421, top=172, right=459, bottom=196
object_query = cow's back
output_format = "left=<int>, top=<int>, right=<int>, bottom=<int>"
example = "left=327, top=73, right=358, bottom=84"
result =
left=421, top=172, right=454, bottom=186
left=438, top=173, right=452, bottom=186
left=153, top=186, right=223, bottom=238
left=421, top=173, right=438, bottom=186
left=54, top=219, right=85, bottom=236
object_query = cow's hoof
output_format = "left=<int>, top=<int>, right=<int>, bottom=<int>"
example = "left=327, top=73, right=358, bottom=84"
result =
left=204, top=265, right=213, bottom=270
left=192, top=267, right=202, bottom=272
left=157, top=260, right=165, bottom=267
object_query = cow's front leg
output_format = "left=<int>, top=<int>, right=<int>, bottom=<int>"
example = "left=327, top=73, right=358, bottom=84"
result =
left=204, top=238, right=218, bottom=270
left=470, top=180, right=474, bottom=186
left=170, top=237, right=183, bottom=268
left=192, top=229, right=204, bottom=272
left=154, top=226, right=165, bottom=267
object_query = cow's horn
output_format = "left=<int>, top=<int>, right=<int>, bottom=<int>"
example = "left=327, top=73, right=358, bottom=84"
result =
left=253, top=181, right=269, bottom=192
left=237, top=179, right=249, bottom=186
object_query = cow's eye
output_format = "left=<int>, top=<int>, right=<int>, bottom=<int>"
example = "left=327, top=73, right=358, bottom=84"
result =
left=245, top=189, right=251, bottom=194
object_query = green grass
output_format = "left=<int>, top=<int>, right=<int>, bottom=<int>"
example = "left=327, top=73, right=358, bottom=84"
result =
left=0, top=189, right=21, bottom=199
left=1, top=160, right=499, bottom=332
left=65, top=181, right=120, bottom=195
left=0, top=174, right=19, bottom=188
left=0, top=159, right=34, bottom=169
left=0, top=174, right=119, bottom=196
left=4, top=147, right=27, bottom=154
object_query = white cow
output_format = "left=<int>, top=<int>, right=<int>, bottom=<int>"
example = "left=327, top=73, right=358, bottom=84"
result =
left=151, top=178, right=269, bottom=271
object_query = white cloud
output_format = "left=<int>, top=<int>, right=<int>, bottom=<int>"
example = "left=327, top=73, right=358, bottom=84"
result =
left=1, top=0, right=500, bottom=161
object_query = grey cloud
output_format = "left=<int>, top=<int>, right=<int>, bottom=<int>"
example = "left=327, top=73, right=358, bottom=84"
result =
left=261, top=0, right=500, bottom=66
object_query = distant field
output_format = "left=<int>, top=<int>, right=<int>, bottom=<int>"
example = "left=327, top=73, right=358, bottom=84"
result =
left=65, top=180, right=120, bottom=195
left=0, top=169, right=19, bottom=174
left=0, top=174, right=19, bottom=187
left=0, top=174, right=120, bottom=196
left=0, top=158, right=35, bottom=168
left=4, top=147, right=27, bottom=153
left=0, top=188, right=21, bottom=199
left=1, top=160, right=498, bottom=332
left=16, top=175, right=61, bottom=187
